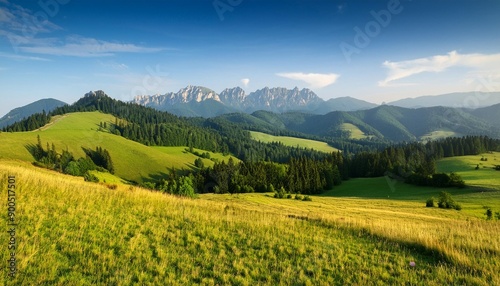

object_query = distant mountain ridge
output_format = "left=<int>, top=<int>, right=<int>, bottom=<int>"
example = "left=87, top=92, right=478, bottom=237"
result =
left=0, top=98, right=67, bottom=128
left=387, top=92, right=500, bottom=108
left=132, top=86, right=376, bottom=117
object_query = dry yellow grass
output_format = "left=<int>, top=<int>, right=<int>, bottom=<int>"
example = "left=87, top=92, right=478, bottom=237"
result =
left=0, top=160, right=498, bottom=285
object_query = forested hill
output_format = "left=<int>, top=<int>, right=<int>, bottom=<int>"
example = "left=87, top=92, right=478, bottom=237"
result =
left=216, top=105, right=500, bottom=142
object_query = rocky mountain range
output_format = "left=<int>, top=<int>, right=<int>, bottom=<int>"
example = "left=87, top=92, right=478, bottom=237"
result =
left=131, top=86, right=376, bottom=117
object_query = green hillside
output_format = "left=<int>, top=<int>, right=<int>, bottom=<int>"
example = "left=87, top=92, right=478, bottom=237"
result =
left=250, top=131, right=339, bottom=153
left=339, top=123, right=371, bottom=139
left=436, top=152, right=500, bottom=190
left=0, top=111, right=235, bottom=183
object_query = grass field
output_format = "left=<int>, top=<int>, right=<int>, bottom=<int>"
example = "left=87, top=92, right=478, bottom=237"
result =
left=0, top=112, right=234, bottom=183
left=339, top=123, right=371, bottom=140
left=437, top=152, right=500, bottom=190
left=250, top=131, right=339, bottom=153
left=1, top=160, right=499, bottom=285
left=420, top=129, right=460, bottom=141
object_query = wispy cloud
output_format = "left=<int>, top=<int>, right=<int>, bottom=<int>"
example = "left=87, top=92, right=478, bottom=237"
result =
left=0, top=51, right=50, bottom=61
left=379, top=51, right=500, bottom=87
left=19, top=35, right=163, bottom=57
left=241, top=78, right=250, bottom=87
left=0, top=2, right=163, bottom=57
left=0, top=1, right=61, bottom=34
left=276, top=72, right=340, bottom=88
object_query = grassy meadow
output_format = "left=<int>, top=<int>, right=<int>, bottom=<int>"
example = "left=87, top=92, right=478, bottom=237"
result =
left=250, top=131, right=339, bottom=153
left=0, top=112, right=235, bottom=183
left=1, top=156, right=499, bottom=285
left=339, top=123, right=372, bottom=140
left=437, top=152, right=500, bottom=190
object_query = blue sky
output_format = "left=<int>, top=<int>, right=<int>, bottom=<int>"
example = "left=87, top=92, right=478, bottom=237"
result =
left=1, top=0, right=500, bottom=116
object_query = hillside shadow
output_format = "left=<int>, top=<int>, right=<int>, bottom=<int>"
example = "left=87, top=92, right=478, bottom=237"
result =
left=141, top=167, right=195, bottom=185
left=144, top=171, right=170, bottom=183
left=25, top=143, right=39, bottom=160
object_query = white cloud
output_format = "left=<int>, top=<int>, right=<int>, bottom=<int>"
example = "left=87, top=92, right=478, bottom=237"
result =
left=276, top=72, right=340, bottom=88
left=379, top=51, right=500, bottom=87
left=241, top=78, right=250, bottom=87
left=19, top=35, right=163, bottom=57
left=0, top=52, right=49, bottom=61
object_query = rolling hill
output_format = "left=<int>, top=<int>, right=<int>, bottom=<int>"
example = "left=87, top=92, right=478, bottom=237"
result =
left=470, top=103, right=500, bottom=128
left=0, top=111, right=236, bottom=183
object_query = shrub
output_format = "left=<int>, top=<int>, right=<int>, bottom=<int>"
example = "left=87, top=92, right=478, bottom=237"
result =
left=274, top=187, right=286, bottom=199
left=64, top=161, right=81, bottom=176
left=449, top=172, right=465, bottom=188
left=106, top=184, right=118, bottom=190
left=240, top=185, right=254, bottom=193
left=83, top=171, right=99, bottom=183
left=426, top=197, right=435, bottom=207
left=485, top=208, right=493, bottom=220
left=432, top=173, right=451, bottom=188
left=286, top=194, right=293, bottom=199
left=302, top=195, right=312, bottom=202
left=295, top=194, right=303, bottom=200
left=437, top=191, right=460, bottom=210
left=194, top=158, right=204, bottom=169
left=268, top=184, right=275, bottom=193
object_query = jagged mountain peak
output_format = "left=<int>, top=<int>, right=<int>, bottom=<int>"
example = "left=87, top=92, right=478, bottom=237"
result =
left=131, top=85, right=376, bottom=117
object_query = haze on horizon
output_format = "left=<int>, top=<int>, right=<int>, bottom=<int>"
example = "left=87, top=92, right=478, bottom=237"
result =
left=1, top=0, right=500, bottom=116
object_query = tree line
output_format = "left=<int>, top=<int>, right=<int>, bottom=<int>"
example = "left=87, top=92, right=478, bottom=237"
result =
left=2, top=111, right=51, bottom=132
left=148, top=135, right=499, bottom=196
